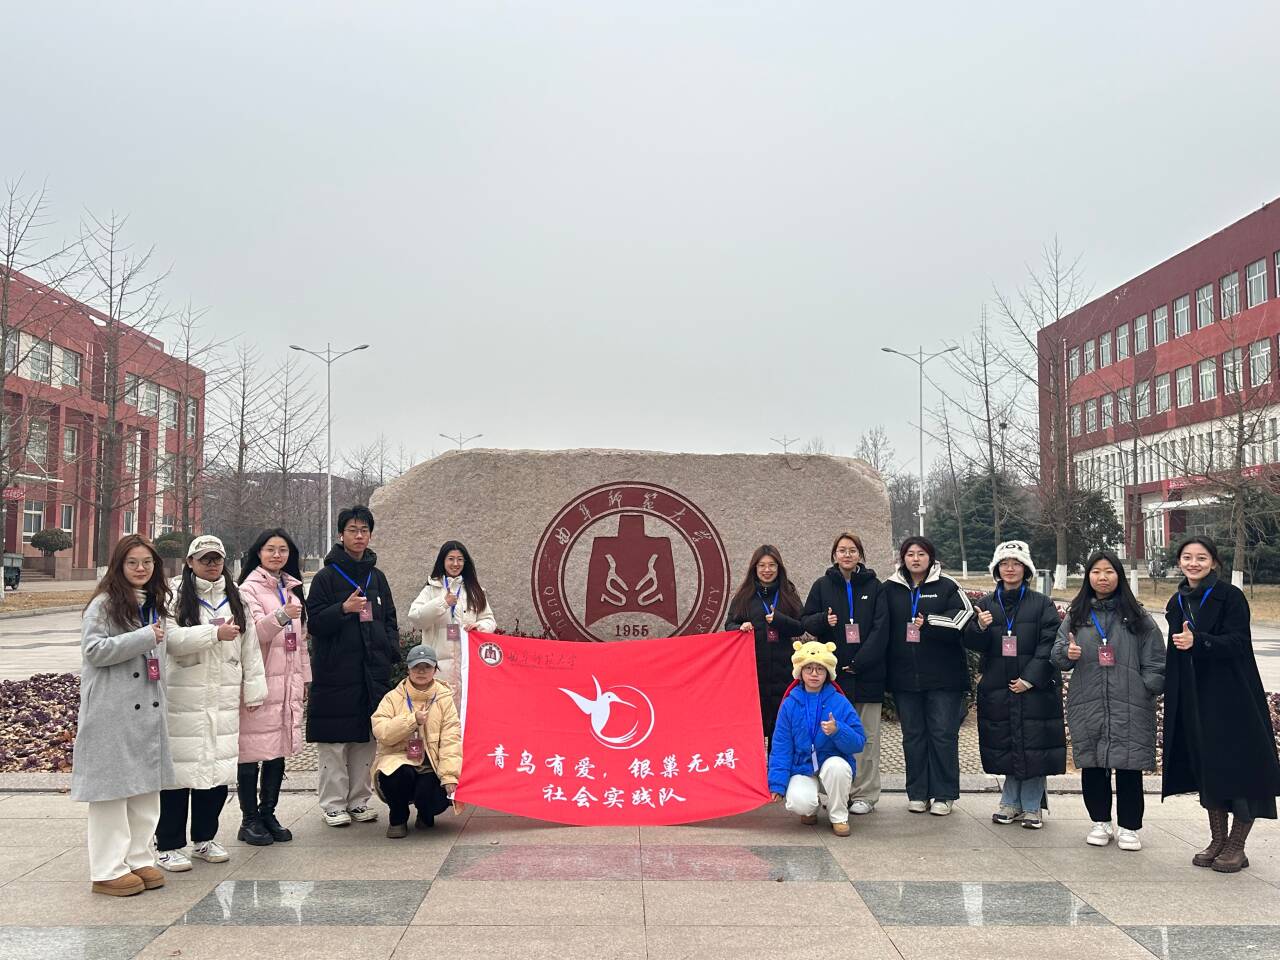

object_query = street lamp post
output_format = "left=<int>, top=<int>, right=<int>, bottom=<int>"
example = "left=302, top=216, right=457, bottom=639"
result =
left=881, top=344, right=959, bottom=538
left=289, top=342, right=370, bottom=547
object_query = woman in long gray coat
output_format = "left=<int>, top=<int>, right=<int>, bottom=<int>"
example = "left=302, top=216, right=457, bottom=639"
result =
left=1052, top=550, right=1165, bottom=852
left=70, top=535, right=175, bottom=897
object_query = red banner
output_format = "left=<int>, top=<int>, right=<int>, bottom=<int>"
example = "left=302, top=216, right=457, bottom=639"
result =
left=455, top=631, right=769, bottom=825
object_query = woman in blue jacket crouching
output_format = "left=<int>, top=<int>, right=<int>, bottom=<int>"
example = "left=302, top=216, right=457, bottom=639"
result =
left=768, top=640, right=867, bottom=836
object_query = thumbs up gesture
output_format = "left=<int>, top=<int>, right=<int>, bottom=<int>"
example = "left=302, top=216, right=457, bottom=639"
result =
left=1172, top=620, right=1195, bottom=651
left=1066, top=631, right=1081, bottom=661
left=826, top=607, right=837, bottom=627
left=820, top=711, right=837, bottom=736
left=976, top=608, right=994, bottom=629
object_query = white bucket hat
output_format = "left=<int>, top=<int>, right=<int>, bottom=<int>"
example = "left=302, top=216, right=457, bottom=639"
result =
left=988, top=540, right=1036, bottom=580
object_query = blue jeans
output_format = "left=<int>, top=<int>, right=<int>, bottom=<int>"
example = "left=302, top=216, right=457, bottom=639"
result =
left=894, top=689, right=965, bottom=803
left=999, top=775, right=1046, bottom=814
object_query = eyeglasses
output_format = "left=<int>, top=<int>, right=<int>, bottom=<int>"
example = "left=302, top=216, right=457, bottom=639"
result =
left=194, top=554, right=224, bottom=565
left=344, top=526, right=371, bottom=536
left=124, top=559, right=155, bottom=570
left=835, top=548, right=860, bottom=556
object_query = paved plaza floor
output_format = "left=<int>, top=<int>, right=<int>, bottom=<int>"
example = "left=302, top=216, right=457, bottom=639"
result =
left=0, top=789, right=1276, bottom=959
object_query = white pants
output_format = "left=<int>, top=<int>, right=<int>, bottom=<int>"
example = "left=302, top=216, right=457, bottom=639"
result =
left=316, top=740, right=377, bottom=812
left=86, top=793, right=160, bottom=882
left=785, top=757, right=853, bottom=825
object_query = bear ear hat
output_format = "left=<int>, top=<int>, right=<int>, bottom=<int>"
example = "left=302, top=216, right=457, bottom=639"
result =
left=793, top=640, right=804, bottom=652
left=824, top=642, right=837, bottom=654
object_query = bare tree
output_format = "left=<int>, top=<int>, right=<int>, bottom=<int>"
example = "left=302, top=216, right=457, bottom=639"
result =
left=0, top=180, right=82, bottom=589
left=992, top=238, right=1092, bottom=586
left=939, top=305, right=1020, bottom=543
left=262, top=354, right=325, bottom=534
left=854, top=426, right=895, bottom=476
left=79, top=210, right=170, bottom=566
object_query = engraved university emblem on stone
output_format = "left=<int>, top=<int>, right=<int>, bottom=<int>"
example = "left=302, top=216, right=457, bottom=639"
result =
left=532, top=481, right=729, bottom=642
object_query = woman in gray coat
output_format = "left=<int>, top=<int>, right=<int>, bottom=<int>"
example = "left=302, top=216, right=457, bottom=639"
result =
left=1052, top=550, right=1165, bottom=852
left=70, top=535, right=175, bottom=897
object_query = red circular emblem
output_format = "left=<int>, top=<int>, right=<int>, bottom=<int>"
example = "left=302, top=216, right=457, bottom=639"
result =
left=532, top=482, right=730, bottom=642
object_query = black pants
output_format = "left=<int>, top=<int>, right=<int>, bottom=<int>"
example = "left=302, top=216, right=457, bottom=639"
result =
left=895, top=689, right=965, bottom=803
left=1081, top=767, right=1144, bottom=830
left=377, top=765, right=450, bottom=827
left=156, top=786, right=228, bottom=852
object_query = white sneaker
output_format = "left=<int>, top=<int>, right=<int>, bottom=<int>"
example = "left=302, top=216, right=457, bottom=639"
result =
left=1086, top=821, right=1114, bottom=846
left=347, top=805, right=378, bottom=823
left=323, top=808, right=352, bottom=827
left=1116, top=828, right=1142, bottom=851
left=192, top=841, right=229, bottom=863
left=929, top=800, right=953, bottom=816
left=849, top=799, right=874, bottom=816
left=156, top=848, right=192, bottom=872
left=907, top=800, right=928, bottom=813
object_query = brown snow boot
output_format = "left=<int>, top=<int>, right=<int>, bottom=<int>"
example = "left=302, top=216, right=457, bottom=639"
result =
left=1192, top=808, right=1229, bottom=867
left=1211, top=816, right=1253, bottom=873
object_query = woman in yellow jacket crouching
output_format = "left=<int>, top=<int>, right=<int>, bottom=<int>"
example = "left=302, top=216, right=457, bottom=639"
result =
left=370, top=644, right=461, bottom=838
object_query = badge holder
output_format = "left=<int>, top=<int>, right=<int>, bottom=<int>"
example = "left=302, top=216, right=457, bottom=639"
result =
left=284, top=627, right=298, bottom=652
left=906, top=622, right=921, bottom=643
left=1002, top=633, right=1018, bottom=656
left=446, top=622, right=461, bottom=642
left=1098, top=644, right=1116, bottom=667
left=359, top=598, right=373, bottom=622
left=845, top=623, right=861, bottom=644
left=146, top=655, right=161, bottom=682
left=406, top=729, right=424, bottom=762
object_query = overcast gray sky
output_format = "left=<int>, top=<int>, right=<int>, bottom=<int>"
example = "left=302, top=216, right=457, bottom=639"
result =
left=8, top=1, right=1280, bottom=473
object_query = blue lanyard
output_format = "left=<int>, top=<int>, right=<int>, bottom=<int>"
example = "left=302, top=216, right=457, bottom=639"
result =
left=807, top=692, right=822, bottom=747
left=1177, top=584, right=1213, bottom=629
left=276, top=578, right=293, bottom=622
left=1089, top=611, right=1111, bottom=645
left=910, top=586, right=922, bottom=619
left=138, top=603, right=156, bottom=625
left=445, top=576, right=459, bottom=621
left=334, top=566, right=372, bottom=595
left=756, top=588, right=778, bottom=617
left=406, top=691, right=437, bottom=713
left=845, top=581, right=855, bottom=622
left=199, top=597, right=229, bottom=615
left=998, top=584, right=1025, bottom=634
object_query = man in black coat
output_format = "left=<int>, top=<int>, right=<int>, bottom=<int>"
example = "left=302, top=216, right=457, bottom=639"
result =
left=306, top=505, right=401, bottom=828
left=801, top=533, right=890, bottom=814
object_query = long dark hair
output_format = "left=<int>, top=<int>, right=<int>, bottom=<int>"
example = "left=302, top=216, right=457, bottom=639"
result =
left=1067, top=549, right=1148, bottom=630
left=727, top=544, right=803, bottom=621
left=88, top=534, right=171, bottom=630
left=238, top=527, right=307, bottom=626
left=430, top=540, right=487, bottom=614
left=176, top=545, right=247, bottom=632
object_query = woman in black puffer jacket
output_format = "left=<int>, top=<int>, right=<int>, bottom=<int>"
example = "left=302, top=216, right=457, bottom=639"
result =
left=963, top=540, right=1065, bottom=830
left=801, top=532, right=889, bottom=814
left=725, top=544, right=806, bottom=742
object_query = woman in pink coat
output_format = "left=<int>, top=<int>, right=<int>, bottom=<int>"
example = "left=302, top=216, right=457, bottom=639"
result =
left=235, top=528, right=312, bottom=845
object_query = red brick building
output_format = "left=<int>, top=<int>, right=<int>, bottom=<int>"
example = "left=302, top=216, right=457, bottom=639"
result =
left=2, top=270, right=205, bottom=578
left=1039, top=199, right=1280, bottom=569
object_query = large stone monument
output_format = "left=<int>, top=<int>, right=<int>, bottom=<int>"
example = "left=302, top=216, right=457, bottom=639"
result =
left=370, top=449, right=892, bottom=650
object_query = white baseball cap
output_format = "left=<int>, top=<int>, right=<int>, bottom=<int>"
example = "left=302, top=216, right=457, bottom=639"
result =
left=186, top=534, right=226, bottom=559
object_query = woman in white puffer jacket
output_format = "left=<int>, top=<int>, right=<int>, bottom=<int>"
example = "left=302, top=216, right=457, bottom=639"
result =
left=408, top=540, right=495, bottom=694
left=154, top=535, right=267, bottom=871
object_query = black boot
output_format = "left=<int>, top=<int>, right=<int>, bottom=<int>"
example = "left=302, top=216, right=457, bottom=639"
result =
left=258, top=757, right=292, bottom=842
left=236, top=762, right=274, bottom=846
